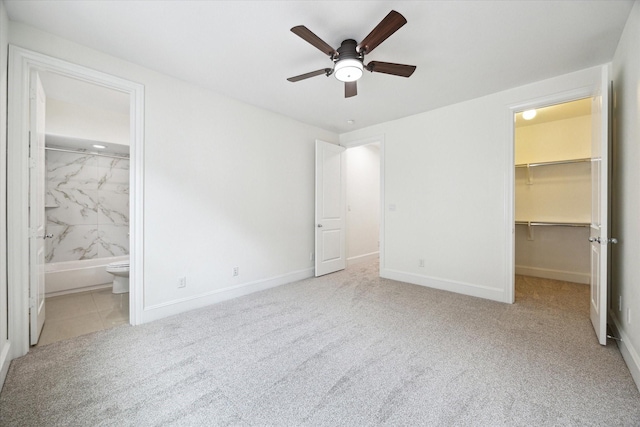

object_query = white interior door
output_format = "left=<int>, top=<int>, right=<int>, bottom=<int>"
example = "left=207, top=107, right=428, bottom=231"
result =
left=29, top=71, right=47, bottom=345
left=589, top=65, right=611, bottom=346
left=315, top=140, right=346, bottom=276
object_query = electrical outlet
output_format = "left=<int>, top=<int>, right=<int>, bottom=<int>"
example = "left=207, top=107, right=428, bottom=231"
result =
left=232, top=266, right=239, bottom=277
left=178, top=277, right=187, bottom=288
left=419, top=259, right=425, bottom=268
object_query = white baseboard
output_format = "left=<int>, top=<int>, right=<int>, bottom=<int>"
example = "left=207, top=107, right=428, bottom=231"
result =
left=140, top=267, right=314, bottom=323
left=609, top=313, right=640, bottom=393
left=381, top=268, right=505, bottom=302
left=515, top=265, right=590, bottom=284
left=0, top=340, right=12, bottom=393
left=347, top=251, right=379, bottom=266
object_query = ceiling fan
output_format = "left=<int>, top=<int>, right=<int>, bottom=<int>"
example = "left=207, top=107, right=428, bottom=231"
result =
left=287, top=10, right=416, bottom=98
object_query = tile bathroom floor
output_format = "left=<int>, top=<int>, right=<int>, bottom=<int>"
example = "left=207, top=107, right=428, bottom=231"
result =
left=36, top=288, right=129, bottom=347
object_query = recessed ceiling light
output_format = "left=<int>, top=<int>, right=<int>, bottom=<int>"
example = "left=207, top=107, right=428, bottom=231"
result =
left=522, top=109, right=537, bottom=120
left=92, top=144, right=107, bottom=149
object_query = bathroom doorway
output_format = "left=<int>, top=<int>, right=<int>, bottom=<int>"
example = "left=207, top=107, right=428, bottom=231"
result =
left=36, top=71, right=131, bottom=346
left=6, top=46, right=145, bottom=358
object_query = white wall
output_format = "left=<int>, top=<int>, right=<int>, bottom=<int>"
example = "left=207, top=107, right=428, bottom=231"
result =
left=345, top=143, right=380, bottom=265
left=46, top=98, right=130, bottom=145
left=612, top=0, right=640, bottom=390
left=514, top=115, right=592, bottom=284
left=341, top=66, right=602, bottom=303
left=0, top=0, right=10, bottom=387
left=8, top=22, right=338, bottom=321
left=515, top=163, right=591, bottom=223
left=514, top=225, right=590, bottom=283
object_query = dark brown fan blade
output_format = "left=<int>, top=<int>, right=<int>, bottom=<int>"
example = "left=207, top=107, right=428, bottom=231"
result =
left=366, top=61, right=416, bottom=77
left=287, top=68, right=332, bottom=82
left=357, top=10, right=407, bottom=54
left=345, top=81, right=357, bottom=98
left=291, top=26, right=337, bottom=57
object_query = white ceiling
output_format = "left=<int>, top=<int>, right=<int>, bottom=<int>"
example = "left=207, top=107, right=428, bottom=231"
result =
left=5, top=0, right=634, bottom=133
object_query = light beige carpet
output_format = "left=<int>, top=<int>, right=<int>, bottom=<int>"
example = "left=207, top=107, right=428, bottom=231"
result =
left=1, top=261, right=639, bottom=426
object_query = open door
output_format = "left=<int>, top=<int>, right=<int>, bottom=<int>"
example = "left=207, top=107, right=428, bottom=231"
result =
left=29, top=71, right=47, bottom=345
left=315, top=140, right=346, bottom=276
left=589, top=65, right=612, bottom=345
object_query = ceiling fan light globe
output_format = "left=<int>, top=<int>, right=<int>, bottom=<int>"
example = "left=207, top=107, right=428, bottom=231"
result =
left=334, top=59, right=363, bottom=82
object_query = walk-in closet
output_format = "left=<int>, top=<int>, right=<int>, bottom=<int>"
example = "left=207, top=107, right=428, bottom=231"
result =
left=515, top=98, right=592, bottom=288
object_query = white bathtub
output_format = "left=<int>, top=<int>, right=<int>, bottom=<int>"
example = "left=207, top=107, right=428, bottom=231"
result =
left=45, top=255, right=129, bottom=296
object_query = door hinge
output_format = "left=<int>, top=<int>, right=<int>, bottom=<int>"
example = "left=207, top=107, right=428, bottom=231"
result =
left=28, top=157, right=36, bottom=169
left=29, top=87, right=36, bottom=101
left=29, top=297, right=35, bottom=310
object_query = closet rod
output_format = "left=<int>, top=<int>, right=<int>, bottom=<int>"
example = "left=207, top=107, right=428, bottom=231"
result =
left=515, top=221, right=590, bottom=228
left=45, top=146, right=129, bottom=161
left=515, top=158, right=591, bottom=168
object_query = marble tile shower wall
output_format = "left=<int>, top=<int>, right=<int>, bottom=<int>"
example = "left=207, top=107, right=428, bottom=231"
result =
left=45, top=150, right=129, bottom=263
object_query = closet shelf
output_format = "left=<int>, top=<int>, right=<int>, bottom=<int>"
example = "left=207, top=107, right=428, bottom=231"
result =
left=515, top=158, right=591, bottom=168
left=515, top=221, right=590, bottom=228
left=516, top=157, right=591, bottom=185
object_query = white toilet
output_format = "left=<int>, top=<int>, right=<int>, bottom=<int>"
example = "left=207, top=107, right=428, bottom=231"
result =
left=106, top=259, right=130, bottom=294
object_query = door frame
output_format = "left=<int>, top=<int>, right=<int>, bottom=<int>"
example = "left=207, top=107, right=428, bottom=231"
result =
left=6, top=46, right=145, bottom=359
left=505, top=81, right=605, bottom=305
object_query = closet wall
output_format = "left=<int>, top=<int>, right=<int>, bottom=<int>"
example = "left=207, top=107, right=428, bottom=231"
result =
left=515, top=101, right=592, bottom=284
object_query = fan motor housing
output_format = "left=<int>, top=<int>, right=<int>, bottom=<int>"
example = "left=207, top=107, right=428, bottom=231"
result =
left=335, top=39, right=362, bottom=62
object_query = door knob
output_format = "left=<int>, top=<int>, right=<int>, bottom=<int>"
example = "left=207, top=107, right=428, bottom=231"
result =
left=41, top=233, right=53, bottom=239
left=588, top=237, right=601, bottom=243
left=317, top=224, right=323, bottom=228
left=608, top=237, right=618, bottom=244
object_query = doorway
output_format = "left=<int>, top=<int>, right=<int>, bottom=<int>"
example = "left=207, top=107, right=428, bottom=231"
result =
left=35, top=71, right=132, bottom=346
left=6, top=46, right=145, bottom=359
left=508, top=65, right=611, bottom=345
left=313, top=136, right=384, bottom=277
left=512, top=94, right=611, bottom=341
left=345, top=141, right=381, bottom=267
left=514, top=98, right=592, bottom=287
